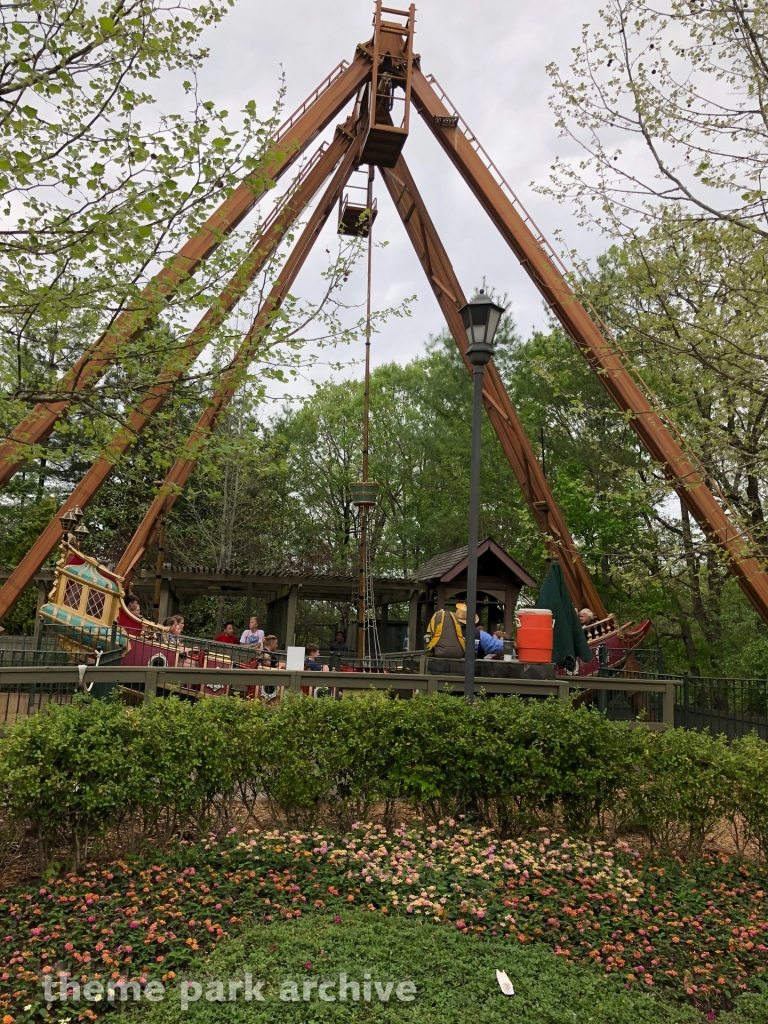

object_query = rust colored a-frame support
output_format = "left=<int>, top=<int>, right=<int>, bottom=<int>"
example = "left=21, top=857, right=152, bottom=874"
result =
left=381, top=158, right=606, bottom=617
left=411, top=68, right=768, bottom=626
left=0, top=54, right=371, bottom=490
left=115, top=122, right=367, bottom=583
left=0, top=132, right=357, bottom=622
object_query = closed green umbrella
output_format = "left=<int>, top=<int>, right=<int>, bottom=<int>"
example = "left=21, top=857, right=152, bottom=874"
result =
left=535, top=561, right=594, bottom=672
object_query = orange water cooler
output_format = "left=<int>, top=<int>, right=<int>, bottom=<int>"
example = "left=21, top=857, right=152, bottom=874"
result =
left=515, top=608, right=554, bottom=663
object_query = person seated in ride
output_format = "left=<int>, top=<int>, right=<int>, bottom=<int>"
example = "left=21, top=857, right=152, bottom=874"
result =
left=305, top=644, right=330, bottom=671
left=122, top=594, right=145, bottom=635
left=425, top=606, right=466, bottom=659
left=578, top=608, right=596, bottom=626
left=240, top=615, right=264, bottom=649
left=261, top=635, right=285, bottom=669
left=164, top=614, right=194, bottom=666
left=214, top=621, right=239, bottom=644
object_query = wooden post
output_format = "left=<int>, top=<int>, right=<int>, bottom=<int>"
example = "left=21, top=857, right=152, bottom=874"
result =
left=158, top=579, right=172, bottom=624
left=408, top=590, right=419, bottom=651
left=663, top=681, right=676, bottom=729
left=379, top=602, right=389, bottom=653
left=285, top=584, right=299, bottom=648
left=33, top=579, right=48, bottom=639
left=145, top=669, right=158, bottom=703
left=152, top=511, right=167, bottom=623
left=503, top=585, right=517, bottom=637
left=244, top=584, right=252, bottom=631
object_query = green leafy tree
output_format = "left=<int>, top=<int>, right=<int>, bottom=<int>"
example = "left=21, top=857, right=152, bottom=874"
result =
left=544, top=0, right=768, bottom=235
left=0, top=0, right=284, bottom=471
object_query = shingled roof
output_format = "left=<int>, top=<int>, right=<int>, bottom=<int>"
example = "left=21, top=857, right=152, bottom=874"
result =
left=413, top=537, right=537, bottom=588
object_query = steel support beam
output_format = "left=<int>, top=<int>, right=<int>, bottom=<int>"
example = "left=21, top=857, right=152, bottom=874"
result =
left=0, top=134, right=356, bottom=622
left=0, top=54, right=371, bottom=489
left=381, top=157, right=605, bottom=616
left=412, top=68, right=768, bottom=626
left=115, top=122, right=367, bottom=583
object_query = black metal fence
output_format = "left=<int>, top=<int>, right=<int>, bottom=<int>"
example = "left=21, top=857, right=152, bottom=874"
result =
left=597, top=647, right=768, bottom=740
left=0, top=624, right=124, bottom=668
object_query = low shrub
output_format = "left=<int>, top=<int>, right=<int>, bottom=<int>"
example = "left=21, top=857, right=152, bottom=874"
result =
left=1, top=690, right=767, bottom=869
left=623, top=727, right=737, bottom=858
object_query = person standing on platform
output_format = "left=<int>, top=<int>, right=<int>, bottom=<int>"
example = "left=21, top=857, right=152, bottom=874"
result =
left=330, top=630, right=347, bottom=653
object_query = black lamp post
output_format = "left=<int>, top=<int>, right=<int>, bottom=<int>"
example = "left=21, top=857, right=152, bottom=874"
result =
left=458, top=289, right=505, bottom=700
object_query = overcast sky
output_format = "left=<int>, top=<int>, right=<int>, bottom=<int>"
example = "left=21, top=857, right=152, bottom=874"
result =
left=193, top=0, right=606, bottom=395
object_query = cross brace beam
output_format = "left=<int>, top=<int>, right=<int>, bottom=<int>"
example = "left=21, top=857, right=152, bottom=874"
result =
left=411, top=67, right=768, bottom=626
left=381, top=157, right=606, bottom=617
left=0, top=131, right=357, bottom=621
left=115, top=120, right=367, bottom=583
left=0, top=54, right=371, bottom=489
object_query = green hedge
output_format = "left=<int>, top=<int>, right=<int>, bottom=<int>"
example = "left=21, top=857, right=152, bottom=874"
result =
left=1, top=692, right=766, bottom=870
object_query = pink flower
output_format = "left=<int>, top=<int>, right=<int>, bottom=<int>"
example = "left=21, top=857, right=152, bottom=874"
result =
left=456, top=920, right=466, bottom=929
left=305, top=962, right=312, bottom=970
left=333, top=916, right=341, bottom=923
left=129, top=921, right=140, bottom=929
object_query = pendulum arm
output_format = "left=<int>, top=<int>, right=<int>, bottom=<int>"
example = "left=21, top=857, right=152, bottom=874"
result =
left=115, top=122, right=367, bottom=583
left=0, top=130, right=358, bottom=622
left=0, top=54, right=371, bottom=489
left=381, top=157, right=606, bottom=617
left=411, top=69, right=768, bottom=626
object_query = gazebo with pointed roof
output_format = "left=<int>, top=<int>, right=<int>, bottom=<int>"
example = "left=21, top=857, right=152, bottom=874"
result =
left=412, top=537, right=537, bottom=638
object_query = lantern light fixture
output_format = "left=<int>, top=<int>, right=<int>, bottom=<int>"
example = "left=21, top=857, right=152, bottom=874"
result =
left=459, top=289, right=506, bottom=366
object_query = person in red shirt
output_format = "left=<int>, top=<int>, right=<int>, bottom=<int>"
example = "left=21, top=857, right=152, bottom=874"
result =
left=214, top=621, right=240, bottom=644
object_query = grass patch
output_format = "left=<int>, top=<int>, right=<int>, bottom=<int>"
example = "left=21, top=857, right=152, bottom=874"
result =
left=127, top=909, right=701, bottom=1023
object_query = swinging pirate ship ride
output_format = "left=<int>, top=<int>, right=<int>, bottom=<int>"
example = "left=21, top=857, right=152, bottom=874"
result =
left=2, top=1, right=768, bottom=680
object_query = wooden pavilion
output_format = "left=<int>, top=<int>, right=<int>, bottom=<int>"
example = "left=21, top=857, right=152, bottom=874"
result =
left=412, top=537, right=537, bottom=640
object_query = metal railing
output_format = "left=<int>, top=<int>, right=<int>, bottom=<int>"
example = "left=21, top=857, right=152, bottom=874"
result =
left=0, top=624, right=124, bottom=668
left=275, top=60, right=351, bottom=144
left=0, top=677, right=81, bottom=724
left=597, top=650, right=768, bottom=740
left=2, top=633, right=765, bottom=740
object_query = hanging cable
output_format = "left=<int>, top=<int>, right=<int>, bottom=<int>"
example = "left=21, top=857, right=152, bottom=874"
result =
left=353, top=164, right=380, bottom=666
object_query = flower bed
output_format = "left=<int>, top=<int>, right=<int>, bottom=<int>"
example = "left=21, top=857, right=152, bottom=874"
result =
left=1, top=823, right=767, bottom=1021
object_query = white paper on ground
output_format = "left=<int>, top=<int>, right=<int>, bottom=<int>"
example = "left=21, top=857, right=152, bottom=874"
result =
left=285, top=646, right=305, bottom=671
left=495, top=969, right=514, bottom=996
